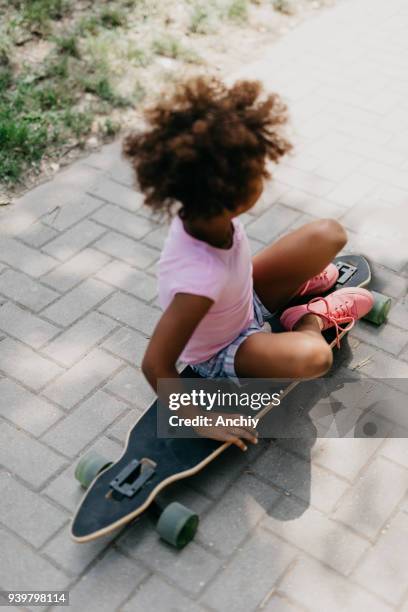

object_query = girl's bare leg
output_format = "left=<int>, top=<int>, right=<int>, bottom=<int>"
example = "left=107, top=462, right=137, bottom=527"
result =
left=235, top=314, right=332, bottom=379
left=252, top=218, right=347, bottom=313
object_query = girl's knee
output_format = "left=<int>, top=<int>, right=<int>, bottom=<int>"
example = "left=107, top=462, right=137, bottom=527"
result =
left=295, top=341, right=333, bottom=378
left=313, top=219, right=347, bottom=252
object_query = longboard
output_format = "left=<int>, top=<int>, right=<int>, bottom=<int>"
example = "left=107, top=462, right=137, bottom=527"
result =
left=71, top=255, right=390, bottom=547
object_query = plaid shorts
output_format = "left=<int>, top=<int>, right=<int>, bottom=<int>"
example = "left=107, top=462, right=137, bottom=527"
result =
left=190, top=291, right=272, bottom=384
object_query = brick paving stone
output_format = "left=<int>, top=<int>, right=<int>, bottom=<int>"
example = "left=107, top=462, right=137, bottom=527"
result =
left=0, top=301, right=60, bottom=349
left=93, top=231, right=158, bottom=269
left=369, top=263, right=408, bottom=300
left=0, top=378, right=62, bottom=436
left=333, top=456, right=408, bottom=539
left=163, top=481, right=213, bottom=516
left=348, top=340, right=408, bottom=380
left=300, top=133, right=352, bottom=163
left=42, top=349, right=122, bottom=410
left=201, top=527, right=295, bottom=612
left=249, top=237, right=265, bottom=255
left=341, top=196, right=408, bottom=245
left=102, top=326, right=149, bottom=367
left=261, top=496, right=368, bottom=576
left=249, top=180, right=290, bottom=217
left=105, top=159, right=134, bottom=187
left=98, top=291, right=159, bottom=335
left=42, top=220, right=106, bottom=262
left=84, top=141, right=122, bottom=170
left=278, top=189, right=346, bottom=219
left=103, top=366, right=155, bottom=408
left=0, top=269, right=60, bottom=311
left=246, top=203, right=301, bottom=243
left=41, top=248, right=110, bottom=293
left=345, top=227, right=407, bottom=273
left=314, top=150, right=365, bottom=183
left=326, top=173, right=380, bottom=208
left=189, top=442, right=265, bottom=500
left=13, top=163, right=102, bottom=225
left=42, top=194, right=103, bottom=232
left=42, top=312, right=118, bottom=366
left=0, top=422, right=66, bottom=488
left=380, top=437, right=408, bottom=469
left=0, top=527, right=69, bottom=591
left=354, top=512, right=408, bottom=606
left=117, top=515, right=221, bottom=596
left=107, top=410, right=140, bottom=444
left=274, top=165, right=336, bottom=197
left=146, top=258, right=159, bottom=278
left=95, top=259, right=157, bottom=301
left=279, top=556, right=392, bottom=612
left=307, top=438, right=384, bottom=482
left=197, top=474, right=280, bottom=557
left=360, top=160, right=408, bottom=191
left=88, top=176, right=144, bottom=212
left=92, top=204, right=154, bottom=240
left=252, top=444, right=349, bottom=514
left=0, top=236, right=57, bottom=278
left=18, top=221, right=59, bottom=248
left=349, top=321, right=408, bottom=357
left=41, top=279, right=114, bottom=327
left=42, top=389, right=126, bottom=457
left=43, top=524, right=115, bottom=576
left=0, top=472, right=67, bottom=548
left=142, top=225, right=169, bottom=250
left=44, top=437, right=122, bottom=513
left=283, top=151, right=322, bottom=173
left=401, top=595, right=408, bottom=612
left=123, top=575, right=205, bottom=612
left=388, top=297, right=408, bottom=330
left=262, top=594, right=302, bottom=612
left=0, top=337, right=63, bottom=391
left=63, top=549, right=147, bottom=612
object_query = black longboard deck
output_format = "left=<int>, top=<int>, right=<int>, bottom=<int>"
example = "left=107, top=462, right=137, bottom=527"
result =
left=71, top=255, right=370, bottom=542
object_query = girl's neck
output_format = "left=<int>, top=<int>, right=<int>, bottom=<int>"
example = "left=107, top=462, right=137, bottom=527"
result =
left=183, top=215, right=234, bottom=250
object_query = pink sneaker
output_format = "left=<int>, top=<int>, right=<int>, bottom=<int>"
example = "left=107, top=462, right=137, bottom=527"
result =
left=280, top=287, right=374, bottom=347
left=296, top=263, right=339, bottom=297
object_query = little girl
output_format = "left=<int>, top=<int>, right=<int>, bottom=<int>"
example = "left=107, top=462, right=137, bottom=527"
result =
left=123, top=77, right=373, bottom=450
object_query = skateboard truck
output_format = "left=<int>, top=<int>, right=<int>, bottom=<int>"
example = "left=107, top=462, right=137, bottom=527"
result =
left=335, top=260, right=357, bottom=286
left=109, top=458, right=156, bottom=499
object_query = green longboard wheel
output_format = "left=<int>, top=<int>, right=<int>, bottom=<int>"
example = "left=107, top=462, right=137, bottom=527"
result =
left=363, top=291, right=391, bottom=326
left=156, top=502, right=199, bottom=549
left=75, top=451, right=113, bottom=489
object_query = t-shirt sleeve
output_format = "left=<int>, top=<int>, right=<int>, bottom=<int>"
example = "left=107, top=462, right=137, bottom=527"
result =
left=166, top=253, right=228, bottom=303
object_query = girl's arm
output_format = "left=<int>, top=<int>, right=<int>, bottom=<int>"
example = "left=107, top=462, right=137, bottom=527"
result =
left=142, top=293, right=212, bottom=388
left=142, top=293, right=257, bottom=450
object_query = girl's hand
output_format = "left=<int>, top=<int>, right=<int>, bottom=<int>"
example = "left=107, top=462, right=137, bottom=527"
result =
left=193, top=412, right=258, bottom=451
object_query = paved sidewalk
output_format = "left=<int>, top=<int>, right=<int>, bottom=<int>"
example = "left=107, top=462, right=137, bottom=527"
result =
left=1, top=0, right=408, bottom=610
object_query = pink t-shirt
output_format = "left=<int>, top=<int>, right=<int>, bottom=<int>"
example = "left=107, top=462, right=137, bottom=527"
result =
left=158, top=215, right=254, bottom=364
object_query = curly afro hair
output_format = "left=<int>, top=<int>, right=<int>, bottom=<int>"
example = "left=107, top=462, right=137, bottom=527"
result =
left=123, top=76, right=292, bottom=220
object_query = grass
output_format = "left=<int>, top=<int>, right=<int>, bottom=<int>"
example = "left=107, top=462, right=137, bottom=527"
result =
left=99, top=7, right=127, bottom=29
left=189, top=5, right=214, bottom=34
left=227, top=0, right=249, bottom=22
left=54, top=34, right=80, bottom=59
left=16, top=0, right=72, bottom=34
left=152, top=35, right=202, bottom=64
left=272, top=0, right=296, bottom=14
left=0, top=31, right=131, bottom=184
left=0, top=59, right=94, bottom=183
left=0, top=0, right=311, bottom=188
left=0, top=0, right=143, bottom=185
